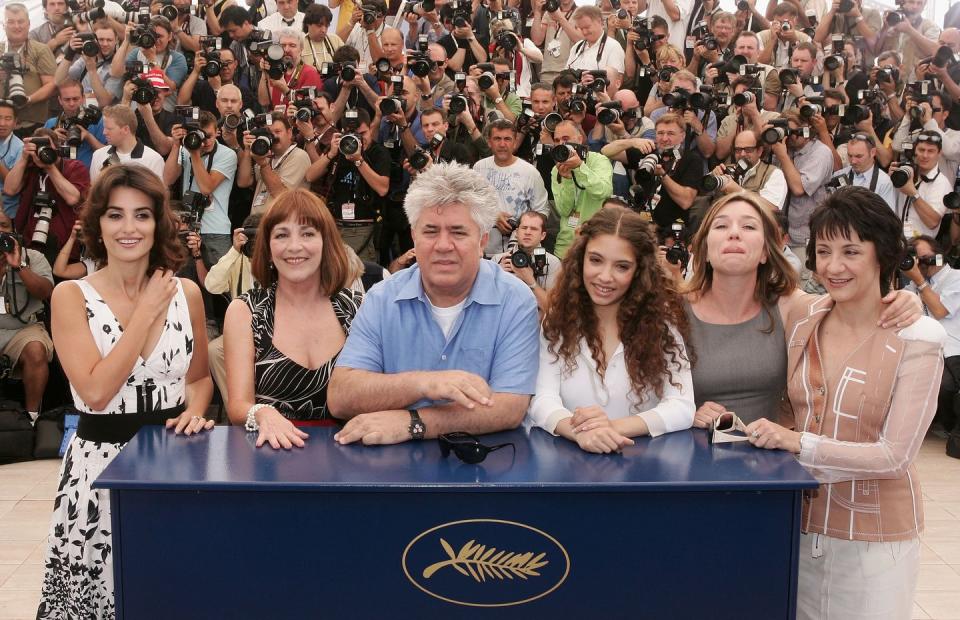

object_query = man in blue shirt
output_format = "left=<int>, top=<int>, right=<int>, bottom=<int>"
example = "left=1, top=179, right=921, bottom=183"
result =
left=330, top=162, right=540, bottom=445
left=829, top=133, right=897, bottom=212
left=43, top=80, right=107, bottom=171
left=0, top=102, right=24, bottom=219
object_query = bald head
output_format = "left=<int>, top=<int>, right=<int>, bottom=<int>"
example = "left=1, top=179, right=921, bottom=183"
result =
left=217, top=84, right=243, bottom=115
left=614, top=89, right=639, bottom=110
left=381, top=27, right=405, bottom=62
left=940, top=28, right=960, bottom=51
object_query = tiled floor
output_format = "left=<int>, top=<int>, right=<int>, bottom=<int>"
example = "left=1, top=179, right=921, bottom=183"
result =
left=0, top=437, right=959, bottom=619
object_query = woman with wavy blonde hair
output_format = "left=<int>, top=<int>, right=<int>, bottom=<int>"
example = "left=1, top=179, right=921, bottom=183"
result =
left=526, top=205, right=695, bottom=453
left=685, top=192, right=921, bottom=428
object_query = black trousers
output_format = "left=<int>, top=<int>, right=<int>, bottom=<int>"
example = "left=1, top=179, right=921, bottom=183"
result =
left=378, top=202, right=412, bottom=267
left=938, top=355, right=960, bottom=434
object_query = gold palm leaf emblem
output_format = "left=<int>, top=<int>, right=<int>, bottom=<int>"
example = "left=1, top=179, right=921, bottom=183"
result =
left=422, top=538, right=549, bottom=582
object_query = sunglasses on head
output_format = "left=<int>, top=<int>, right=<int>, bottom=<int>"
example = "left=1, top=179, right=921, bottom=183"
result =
left=848, top=132, right=875, bottom=146
left=916, top=132, right=943, bottom=145
left=709, top=412, right=750, bottom=444
left=438, top=432, right=515, bottom=464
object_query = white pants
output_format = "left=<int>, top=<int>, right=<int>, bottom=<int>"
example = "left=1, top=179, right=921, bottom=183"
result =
left=797, top=532, right=920, bottom=620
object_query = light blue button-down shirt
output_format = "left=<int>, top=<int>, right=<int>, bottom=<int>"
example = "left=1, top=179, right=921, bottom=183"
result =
left=0, top=134, right=23, bottom=219
left=833, top=164, right=897, bottom=212
left=336, top=260, right=540, bottom=409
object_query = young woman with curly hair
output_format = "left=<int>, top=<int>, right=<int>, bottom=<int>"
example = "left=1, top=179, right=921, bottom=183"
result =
left=527, top=205, right=696, bottom=453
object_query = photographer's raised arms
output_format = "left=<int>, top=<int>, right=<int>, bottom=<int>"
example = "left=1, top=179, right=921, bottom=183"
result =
left=2, top=0, right=960, bottom=616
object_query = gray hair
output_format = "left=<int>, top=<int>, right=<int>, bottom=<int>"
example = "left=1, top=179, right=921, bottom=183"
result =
left=277, top=27, right=302, bottom=46
left=404, top=162, right=500, bottom=234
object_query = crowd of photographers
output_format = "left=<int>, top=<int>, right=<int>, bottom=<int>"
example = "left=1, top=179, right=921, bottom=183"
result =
left=4, top=0, right=960, bottom=447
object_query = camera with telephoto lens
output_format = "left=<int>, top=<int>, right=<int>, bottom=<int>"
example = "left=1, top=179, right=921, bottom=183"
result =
left=476, top=63, right=497, bottom=90
left=246, top=29, right=274, bottom=54
left=182, top=121, right=206, bottom=151
left=631, top=16, right=654, bottom=50
left=265, top=44, right=292, bottom=80
left=875, top=66, right=899, bottom=85
left=74, top=4, right=107, bottom=23
left=494, top=30, right=517, bottom=52
left=732, top=89, right=759, bottom=107
left=408, top=133, right=443, bottom=170
left=292, top=98, right=318, bottom=123
left=321, top=61, right=358, bottom=83
left=857, top=86, right=884, bottom=106
left=198, top=37, right=223, bottom=78
left=559, top=85, right=588, bottom=115
left=890, top=140, right=916, bottom=188
left=508, top=243, right=547, bottom=277
left=691, top=21, right=717, bottom=50
left=825, top=174, right=851, bottom=193
left=181, top=191, right=211, bottom=228
left=449, top=92, right=469, bottom=115
left=158, top=0, right=179, bottom=21
left=128, top=75, right=157, bottom=105
left=701, top=158, right=750, bottom=192
left=689, top=86, right=715, bottom=111
left=545, top=142, right=588, bottom=163
left=338, top=133, right=362, bottom=156
left=379, top=76, right=405, bottom=116
left=898, top=246, right=937, bottom=271
left=0, top=231, right=18, bottom=255
left=30, top=192, right=55, bottom=248
left=760, top=118, right=791, bottom=144
left=62, top=105, right=102, bottom=147
left=634, top=148, right=679, bottom=178
left=597, top=101, right=625, bottom=125
left=73, top=32, right=100, bottom=58
left=361, top=5, right=380, bottom=25
left=249, top=127, right=275, bottom=157
left=408, top=52, right=433, bottom=77
left=932, top=45, right=960, bottom=69
left=823, top=54, right=844, bottom=72
left=0, top=54, right=28, bottom=109
left=838, top=0, right=855, bottom=12
left=886, top=6, right=906, bottom=26
left=130, top=23, right=155, bottom=49
left=710, top=54, right=745, bottom=83
left=829, top=103, right=870, bottom=125
left=451, top=0, right=471, bottom=27
left=29, top=137, right=73, bottom=165
left=665, top=221, right=689, bottom=266
left=779, top=68, right=800, bottom=85
left=662, top=87, right=691, bottom=110
left=799, top=96, right=825, bottom=119
left=540, top=111, right=563, bottom=134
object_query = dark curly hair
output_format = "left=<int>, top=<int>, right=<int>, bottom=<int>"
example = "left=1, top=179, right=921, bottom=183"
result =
left=80, top=164, right=185, bottom=274
left=542, top=206, right=691, bottom=404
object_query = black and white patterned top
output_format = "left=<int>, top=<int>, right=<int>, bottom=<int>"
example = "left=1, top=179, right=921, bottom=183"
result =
left=240, top=285, right=362, bottom=421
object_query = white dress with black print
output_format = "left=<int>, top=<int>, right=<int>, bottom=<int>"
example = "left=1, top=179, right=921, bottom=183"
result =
left=37, top=278, right=194, bottom=620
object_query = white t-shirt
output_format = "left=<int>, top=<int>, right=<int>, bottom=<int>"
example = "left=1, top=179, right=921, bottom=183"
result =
left=898, top=167, right=951, bottom=240
left=648, top=0, right=694, bottom=52
left=473, top=157, right=550, bottom=255
left=89, top=143, right=166, bottom=182
left=345, top=23, right=386, bottom=73
left=428, top=297, right=467, bottom=340
left=566, top=34, right=625, bottom=73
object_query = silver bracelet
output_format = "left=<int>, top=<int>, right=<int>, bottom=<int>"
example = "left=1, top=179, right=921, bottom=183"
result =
left=245, top=403, right=270, bottom=432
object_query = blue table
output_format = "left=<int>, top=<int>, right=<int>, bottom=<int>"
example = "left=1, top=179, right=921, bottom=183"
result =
left=94, top=426, right=817, bottom=619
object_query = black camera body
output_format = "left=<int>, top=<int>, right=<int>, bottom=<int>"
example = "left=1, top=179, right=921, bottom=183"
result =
left=0, top=231, right=20, bottom=255
left=546, top=142, right=589, bottom=164
left=246, top=29, right=274, bottom=54
left=408, top=52, right=433, bottom=77
left=509, top=246, right=547, bottom=276
left=321, top=61, right=359, bottom=83
left=130, top=75, right=158, bottom=105
left=338, top=134, right=362, bottom=157
left=701, top=158, right=750, bottom=192
left=76, top=32, right=100, bottom=57
left=182, top=191, right=211, bottom=227
left=664, top=221, right=689, bottom=266
left=250, top=128, right=276, bottom=157
left=761, top=118, right=791, bottom=145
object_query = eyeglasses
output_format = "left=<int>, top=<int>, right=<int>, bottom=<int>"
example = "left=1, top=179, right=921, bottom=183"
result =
left=931, top=107, right=944, bottom=113
left=709, top=412, right=751, bottom=444
left=733, top=146, right=758, bottom=153
left=438, top=432, right=515, bottom=464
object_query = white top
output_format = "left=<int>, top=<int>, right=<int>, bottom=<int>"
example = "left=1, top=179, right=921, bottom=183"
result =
left=906, top=265, right=960, bottom=358
left=648, top=0, right=693, bottom=52
left=527, top=329, right=695, bottom=437
left=896, top=167, right=951, bottom=240
left=89, top=143, right=166, bottom=183
left=565, top=34, right=625, bottom=73
left=427, top=297, right=467, bottom=340
left=259, top=11, right=305, bottom=34
left=473, top=157, right=550, bottom=256
left=741, top=162, right=788, bottom=210
left=345, top=23, right=387, bottom=73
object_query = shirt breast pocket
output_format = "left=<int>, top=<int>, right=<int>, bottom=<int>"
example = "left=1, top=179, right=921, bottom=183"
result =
left=457, top=347, right=492, bottom=380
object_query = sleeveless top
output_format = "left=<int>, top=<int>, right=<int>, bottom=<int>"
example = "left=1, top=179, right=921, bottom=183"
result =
left=241, top=285, right=362, bottom=421
left=685, top=301, right=787, bottom=424
left=71, top=278, right=193, bottom=416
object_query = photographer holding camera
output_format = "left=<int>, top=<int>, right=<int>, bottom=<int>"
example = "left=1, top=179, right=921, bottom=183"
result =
left=893, top=130, right=951, bottom=239
left=589, top=89, right=651, bottom=196
left=339, top=0, right=388, bottom=74
left=726, top=31, right=782, bottom=111
left=412, top=44, right=455, bottom=113
left=876, top=0, right=940, bottom=82
left=531, top=0, right=583, bottom=86
left=780, top=42, right=822, bottom=111
left=900, top=235, right=960, bottom=457
left=472, top=57, right=522, bottom=122
left=53, top=24, right=123, bottom=108
left=218, top=5, right=266, bottom=92
left=649, top=69, right=717, bottom=160
left=758, top=3, right=814, bottom=70
left=551, top=119, right=613, bottom=257
left=687, top=11, right=737, bottom=78
left=474, top=119, right=550, bottom=256
left=708, top=129, right=787, bottom=210
left=814, top=0, right=880, bottom=64
left=766, top=110, right=833, bottom=270
left=257, top=29, right=324, bottom=109
left=892, top=88, right=960, bottom=185
left=437, top=2, right=489, bottom=75
left=491, top=210, right=561, bottom=313
left=715, top=76, right=781, bottom=161
left=43, top=81, right=106, bottom=170
left=323, top=47, right=383, bottom=122
left=305, top=108, right=389, bottom=262
left=0, top=211, right=54, bottom=426
left=238, top=114, right=310, bottom=214
left=164, top=110, right=238, bottom=265
left=112, top=16, right=188, bottom=112
left=2, top=4, right=58, bottom=136
left=634, top=0, right=692, bottom=52
left=0, top=102, right=24, bottom=219
left=489, top=18, right=543, bottom=99
left=167, top=0, right=208, bottom=54
left=179, top=46, right=259, bottom=115
left=566, top=6, right=625, bottom=74
left=29, top=0, right=74, bottom=53
left=830, top=132, right=897, bottom=209
left=90, top=104, right=165, bottom=181
left=301, top=5, right=344, bottom=71
left=4, top=129, right=89, bottom=262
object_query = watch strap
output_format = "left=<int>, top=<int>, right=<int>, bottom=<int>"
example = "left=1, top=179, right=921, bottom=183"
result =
left=408, top=408, right=425, bottom=440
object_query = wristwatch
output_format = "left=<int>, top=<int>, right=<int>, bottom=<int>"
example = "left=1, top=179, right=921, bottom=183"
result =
left=408, top=409, right=425, bottom=440
left=494, top=96, right=504, bottom=104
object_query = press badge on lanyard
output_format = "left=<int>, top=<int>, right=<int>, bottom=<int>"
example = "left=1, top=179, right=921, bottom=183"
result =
left=567, top=212, right=580, bottom=229
left=341, top=202, right=356, bottom=220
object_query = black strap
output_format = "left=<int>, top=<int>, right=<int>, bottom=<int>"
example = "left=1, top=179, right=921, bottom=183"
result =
left=187, top=142, right=218, bottom=193
left=76, top=404, right=186, bottom=444
left=845, top=165, right=880, bottom=192
left=572, top=33, right=607, bottom=67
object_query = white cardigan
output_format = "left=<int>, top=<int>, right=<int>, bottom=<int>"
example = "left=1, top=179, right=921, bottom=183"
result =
left=527, top=328, right=696, bottom=436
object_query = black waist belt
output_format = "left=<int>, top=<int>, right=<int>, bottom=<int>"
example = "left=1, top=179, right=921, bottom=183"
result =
left=337, top=220, right=376, bottom=228
left=76, top=404, right=185, bottom=444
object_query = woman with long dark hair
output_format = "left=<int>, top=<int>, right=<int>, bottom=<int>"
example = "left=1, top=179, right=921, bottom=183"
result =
left=746, top=186, right=945, bottom=619
left=38, top=164, right=214, bottom=619
left=528, top=205, right=695, bottom=452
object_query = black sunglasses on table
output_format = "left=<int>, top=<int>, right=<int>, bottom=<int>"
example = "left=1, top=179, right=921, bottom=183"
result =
left=438, top=432, right=515, bottom=464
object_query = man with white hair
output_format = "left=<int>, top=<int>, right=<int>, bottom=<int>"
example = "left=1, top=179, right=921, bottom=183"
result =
left=257, top=28, right=324, bottom=108
left=328, top=162, right=540, bottom=446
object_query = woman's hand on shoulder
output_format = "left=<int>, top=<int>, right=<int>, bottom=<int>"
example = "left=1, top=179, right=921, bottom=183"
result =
left=692, top=401, right=726, bottom=429
left=574, top=427, right=634, bottom=454
left=256, top=406, right=309, bottom=450
left=744, top=417, right=801, bottom=454
left=166, top=410, right=215, bottom=435
left=879, top=288, right=923, bottom=329
left=137, top=270, right=177, bottom=321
